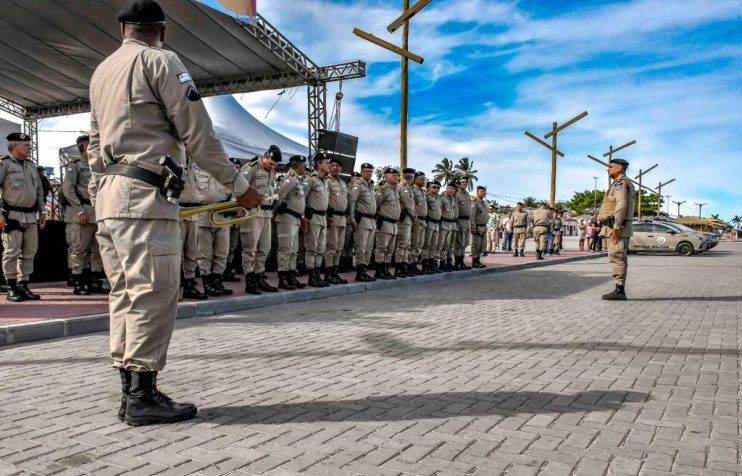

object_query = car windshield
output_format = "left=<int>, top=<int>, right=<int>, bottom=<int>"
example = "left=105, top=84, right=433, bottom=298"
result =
left=667, top=223, right=701, bottom=234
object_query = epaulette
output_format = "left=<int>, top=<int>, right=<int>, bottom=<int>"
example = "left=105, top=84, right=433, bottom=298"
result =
left=0, top=155, right=7, bottom=162
left=246, top=158, right=259, bottom=166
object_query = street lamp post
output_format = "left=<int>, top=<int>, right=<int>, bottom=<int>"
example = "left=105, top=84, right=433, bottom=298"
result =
left=695, top=202, right=707, bottom=218
left=656, top=179, right=676, bottom=217
left=673, top=200, right=686, bottom=218
left=666, top=195, right=671, bottom=216
left=592, top=176, right=598, bottom=212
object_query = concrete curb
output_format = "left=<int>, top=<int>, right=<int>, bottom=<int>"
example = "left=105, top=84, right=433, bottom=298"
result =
left=0, top=253, right=606, bottom=347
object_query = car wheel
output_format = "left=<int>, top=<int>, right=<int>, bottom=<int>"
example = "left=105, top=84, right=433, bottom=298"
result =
left=676, top=242, right=694, bottom=256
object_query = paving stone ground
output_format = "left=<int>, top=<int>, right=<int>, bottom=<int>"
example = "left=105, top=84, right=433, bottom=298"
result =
left=0, top=242, right=739, bottom=476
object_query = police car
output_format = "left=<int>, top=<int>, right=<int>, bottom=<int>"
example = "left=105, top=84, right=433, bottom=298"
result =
left=629, top=221, right=710, bottom=256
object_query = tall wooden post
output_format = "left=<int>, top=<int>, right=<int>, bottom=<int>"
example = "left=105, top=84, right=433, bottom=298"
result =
left=400, top=0, right=409, bottom=172
left=549, top=122, right=557, bottom=207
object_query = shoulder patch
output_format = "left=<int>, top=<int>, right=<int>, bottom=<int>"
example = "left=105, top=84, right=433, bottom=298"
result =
left=186, top=86, right=201, bottom=102
left=613, top=181, right=623, bottom=191
left=177, top=72, right=192, bottom=83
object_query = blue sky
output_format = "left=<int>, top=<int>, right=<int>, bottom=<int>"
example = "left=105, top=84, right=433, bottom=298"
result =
left=11, top=0, right=741, bottom=219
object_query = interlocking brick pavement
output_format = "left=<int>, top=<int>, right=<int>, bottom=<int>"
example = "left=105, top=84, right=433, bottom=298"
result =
left=0, top=242, right=739, bottom=475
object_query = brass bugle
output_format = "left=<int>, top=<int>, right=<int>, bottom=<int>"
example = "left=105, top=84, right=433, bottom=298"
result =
left=179, top=194, right=278, bottom=227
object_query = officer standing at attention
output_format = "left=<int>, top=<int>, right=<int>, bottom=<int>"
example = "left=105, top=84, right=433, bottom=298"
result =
left=550, top=211, right=563, bottom=255
left=421, top=180, right=441, bottom=274
left=88, top=0, right=262, bottom=426
left=178, top=158, right=206, bottom=300
left=409, top=171, right=427, bottom=274
left=454, top=177, right=472, bottom=270
left=510, top=202, right=529, bottom=257
left=303, top=153, right=330, bottom=287
left=0, top=132, right=45, bottom=302
left=394, top=168, right=416, bottom=277
left=438, top=182, right=458, bottom=272
left=275, top=155, right=307, bottom=290
left=599, top=158, right=635, bottom=301
left=240, top=146, right=280, bottom=294
left=532, top=203, right=552, bottom=260
left=374, top=167, right=402, bottom=279
left=63, top=135, right=109, bottom=295
left=324, top=157, right=348, bottom=285
left=349, top=163, right=377, bottom=282
left=470, top=185, right=488, bottom=268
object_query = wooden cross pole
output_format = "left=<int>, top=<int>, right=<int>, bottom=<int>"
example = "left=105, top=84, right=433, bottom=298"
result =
left=633, top=162, right=658, bottom=220
left=587, top=154, right=659, bottom=196
left=524, top=111, right=588, bottom=207
left=656, top=178, right=676, bottom=216
left=602, top=140, right=636, bottom=189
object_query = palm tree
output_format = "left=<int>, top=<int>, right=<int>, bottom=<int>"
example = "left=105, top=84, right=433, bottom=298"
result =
left=711, top=213, right=720, bottom=220
left=522, top=196, right=538, bottom=208
left=454, top=157, right=479, bottom=191
left=432, top=158, right=455, bottom=185
left=731, top=215, right=741, bottom=229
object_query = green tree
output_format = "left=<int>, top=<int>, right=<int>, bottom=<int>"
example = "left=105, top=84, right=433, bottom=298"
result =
left=432, top=158, right=455, bottom=185
left=711, top=213, right=720, bottom=220
left=731, top=215, right=741, bottom=229
left=373, top=165, right=395, bottom=183
left=567, top=190, right=605, bottom=215
left=522, top=196, right=538, bottom=208
left=454, top=157, right=479, bottom=191
left=636, top=189, right=664, bottom=216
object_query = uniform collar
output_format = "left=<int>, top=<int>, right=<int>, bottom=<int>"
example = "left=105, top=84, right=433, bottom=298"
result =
left=123, top=38, right=154, bottom=48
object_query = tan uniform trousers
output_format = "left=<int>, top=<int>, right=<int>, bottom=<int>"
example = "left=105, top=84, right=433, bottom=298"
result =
left=437, top=228, right=453, bottom=261
left=375, top=230, right=397, bottom=264
left=410, top=219, right=425, bottom=261
left=512, top=228, right=527, bottom=251
left=533, top=226, right=549, bottom=252
left=470, top=225, right=486, bottom=257
left=66, top=222, right=103, bottom=274
left=608, top=237, right=629, bottom=286
left=1, top=226, right=38, bottom=281
left=179, top=220, right=198, bottom=280
left=240, top=216, right=271, bottom=274
left=276, top=216, right=300, bottom=272
left=198, top=225, right=229, bottom=275
left=394, top=222, right=412, bottom=263
left=98, top=218, right=179, bottom=372
left=353, top=217, right=375, bottom=266
left=551, top=232, right=562, bottom=250
left=325, top=223, right=346, bottom=267
left=422, top=222, right=438, bottom=260
left=454, top=219, right=470, bottom=256
left=304, top=222, right=327, bottom=270
left=486, top=229, right=498, bottom=252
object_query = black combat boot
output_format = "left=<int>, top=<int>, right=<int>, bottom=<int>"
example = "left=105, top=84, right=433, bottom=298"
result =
left=118, top=368, right=132, bottom=421
left=67, top=269, right=74, bottom=287
left=183, top=278, right=208, bottom=300
left=355, top=265, right=374, bottom=282
left=333, top=267, right=348, bottom=284
left=386, top=264, right=397, bottom=279
left=213, top=273, right=234, bottom=295
left=432, top=259, right=443, bottom=273
left=124, top=371, right=197, bottom=426
left=555, top=249, right=561, bottom=255
left=202, top=274, right=220, bottom=297
left=374, top=265, right=389, bottom=280
left=222, top=266, right=240, bottom=282
left=244, top=273, right=261, bottom=295
left=6, top=279, right=24, bottom=302
left=88, top=271, right=110, bottom=294
left=17, top=281, right=40, bottom=300
left=324, top=267, right=341, bottom=285
left=513, top=249, right=519, bottom=257
left=602, top=285, right=627, bottom=301
left=289, top=270, right=306, bottom=288
left=278, top=271, right=296, bottom=290
left=537, top=250, right=544, bottom=260
left=459, top=256, right=471, bottom=270
left=256, top=273, right=278, bottom=292
left=473, top=257, right=486, bottom=269
left=394, top=263, right=408, bottom=278
left=407, top=261, right=419, bottom=276
left=72, top=273, right=89, bottom=295
left=307, top=269, right=327, bottom=287
left=519, top=250, right=525, bottom=257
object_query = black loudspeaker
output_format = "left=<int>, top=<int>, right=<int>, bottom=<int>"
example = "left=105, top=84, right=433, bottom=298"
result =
left=318, top=130, right=358, bottom=158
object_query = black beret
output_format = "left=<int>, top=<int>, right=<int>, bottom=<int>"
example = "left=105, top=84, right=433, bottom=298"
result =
left=265, top=145, right=282, bottom=162
left=228, top=157, right=241, bottom=165
left=431, top=180, right=441, bottom=187
left=288, top=155, right=307, bottom=164
left=402, top=167, right=415, bottom=174
left=351, top=171, right=362, bottom=177
left=118, top=0, right=166, bottom=23
left=360, top=163, right=374, bottom=170
left=76, top=135, right=90, bottom=146
left=477, top=185, right=486, bottom=191
left=313, top=152, right=330, bottom=162
left=609, top=157, right=629, bottom=166
left=383, top=167, right=398, bottom=174
left=516, top=202, right=524, bottom=206
left=329, top=157, right=343, bottom=165
left=6, top=132, right=30, bottom=142
left=414, top=171, right=426, bottom=178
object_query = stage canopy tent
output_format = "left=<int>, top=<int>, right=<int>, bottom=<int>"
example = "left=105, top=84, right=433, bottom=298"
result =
left=0, top=0, right=326, bottom=119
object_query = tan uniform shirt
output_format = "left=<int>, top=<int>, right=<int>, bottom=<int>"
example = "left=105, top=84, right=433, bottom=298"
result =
left=604, top=174, right=635, bottom=238
left=63, top=158, right=96, bottom=223
left=412, top=184, right=428, bottom=220
left=426, top=191, right=441, bottom=221
left=511, top=211, right=528, bottom=229
left=276, top=170, right=305, bottom=218
left=349, top=177, right=377, bottom=219
left=440, top=193, right=458, bottom=230
left=375, top=183, right=401, bottom=233
left=472, top=198, right=488, bottom=226
left=88, top=38, right=248, bottom=220
left=0, top=156, right=43, bottom=224
left=455, top=189, right=472, bottom=219
left=304, top=172, right=329, bottom=225
left=241, top=160, right=275, bottom=218
left=193, top=163, right=231, bottom=227
left=397, top=181, right=416, bottom=224
left=179, top=160, right=200, bottom=222
left=327, top=175, right=348, bottom=227
left=532, top=208, right=552, bottom=227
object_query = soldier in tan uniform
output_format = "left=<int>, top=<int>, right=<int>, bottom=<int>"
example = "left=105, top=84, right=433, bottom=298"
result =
left=599, top=158, right=635, bottom=300
left=454, top=177, right=472, bottom=270
left=63, top=135, right=108, bottom=295
left=532, top=203, right=552, bottom=260
left=409, top=171, right=427, bottom=275
left=240, top=146, right=280, bottom=294
left=88, top=0, right=261, bottom=426
left=438, top=182, right=458, bottom=272
left=421, top=181, right=441, bottom=273
left=349, top=163, right=377, bottom=282
left=275, top=155, right=307, bottom=290
left=550, top=211, right=563, bottom=255
left=178, top=158, right=206, bottom=300
left=394, top=168, right=416, bottom=277
left=0, top=132, right=45, bottom=302
left=324, top=157, right=348, bottom=285
left=374, top=168, right=402, bottom=279
left=303, top=153, right=330, bottom=287
left=470, top=185, right=488, bottom=268
left=511, top=202, right=529, bottom=257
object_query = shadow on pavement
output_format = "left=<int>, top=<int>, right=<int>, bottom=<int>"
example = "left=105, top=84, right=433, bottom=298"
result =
left=198, top=389, right=648, bottom=424
left=631, top=295, right=742, bottom=302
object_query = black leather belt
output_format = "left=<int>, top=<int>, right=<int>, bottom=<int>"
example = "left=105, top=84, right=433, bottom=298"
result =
left=307, top=208, right=326, bottom=216
left=356, top=212, right=375, bottom=219
left=426, top=217, right=440, bottom=224
left=441, top=217, right=456, bottom=223
left=534, top=224, right=549, bottom=228
left=179, top=202, right=199, bottom=208
left=105, top=163, right=165, bottom=189
left=377, top=216, right=398, bottom=224
left=513, top=225, right=526, bottom=228
left=458, top=215, right=470, bottom=220
left=260, top=205, right=273, bottom=210
left=279, top=208, right=303, bottom=219
left=327, top=208, right=349, bottom=217
left=2, top=204, right=37, bottom=213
